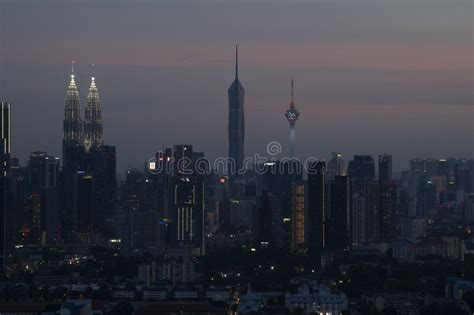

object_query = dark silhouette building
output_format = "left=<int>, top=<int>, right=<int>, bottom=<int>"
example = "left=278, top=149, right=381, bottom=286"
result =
left=0, top=102, right=10, bottom=273
left=255, top=191, right=282, bottom=248
left=171, top=145, right=206, bottom=254
left=291, top=181, right=306, bottom=252
left=84, top=74, right=104, bottom=151
left=328, top=175, right=352, bottom=251
left=62, top=63, right=83, bottom=163
left=89, top=145, right=116, bottom=236
left=72, top=171, right=94, bottom=242
left=307, top=161, right=327, bottom=264
left=378, top=154, right=393, bottom=182
left=60, top=66, right=116, bottom=242
left=26, top=152, right=61, bottom=244
left=228, top=45, right=245, bottom=185
left=348, top=155, right=375, bottom=181
left=379, top=181, right=398, bottom=242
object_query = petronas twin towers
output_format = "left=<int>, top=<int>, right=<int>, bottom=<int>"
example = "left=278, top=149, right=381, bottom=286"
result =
left=63, top=63, right=103, bottom=157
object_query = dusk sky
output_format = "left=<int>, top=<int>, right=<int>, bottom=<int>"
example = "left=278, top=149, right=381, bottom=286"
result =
left=1, top=0, right=472, bottom=173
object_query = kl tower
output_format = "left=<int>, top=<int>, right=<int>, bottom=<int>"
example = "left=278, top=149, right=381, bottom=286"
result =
left=285, top=78, right=300, bottom=158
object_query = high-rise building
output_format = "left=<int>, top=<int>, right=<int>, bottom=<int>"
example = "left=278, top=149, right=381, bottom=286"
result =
left=60, top=65, right=117, bottom=242
left=327, top=152, right=346, bottom=180
left=230, top=197, right=255, bottom=227
left=258, top=160, right=301, bottom=218
left=407, top=172, right=436, bottom=218
left=464, top=193, right=474, bottom=223
left=379, top=181, right=398, bottom=242
left=11, top=161, right=28, bottom=247
left=169, top=145, right=206, bottom=254
left=348, top=155, right=375, bottom=181
left=285, top=78, right=300, bottom=158
left=62, top=63, right=84, bottom=165
left=72, top=171, right=94, bottom=243
left=424, top=159, right=439, bottom=177
left=22, top=193, right=42, bottom=244
left=291, top=181, right=306, bottom=252
left=228, top=45, right=245, bottom=178
left=27, top=152, right=61, bottom=243
left=378, top=154, right=392, bottom=182
left=410, top=159, right=425, bottom=173
left=354, top=180, right=381, bottom=242
left=255, top=191, right=282, bottom=248
left=130, top=209, right=160, bottom=256
left=84, top=74, right=103, bottom=152
left=89, top=145, right=116, bottom=236
left=0, top=102, right=10, bottom=273
left=327, top=175, right=352, bottom=251
left=307, top=161, right=327, bottom=264
left=352, top=193, right=366, bottom=246
left=117, top=168, right=158, bottom=256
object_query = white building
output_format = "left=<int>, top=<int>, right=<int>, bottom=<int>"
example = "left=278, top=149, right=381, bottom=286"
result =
left=143, top=289, right=167, bottom=301
left=285, top=284, right=348, bottom=315
left=206, top=286, right=232, bottom=302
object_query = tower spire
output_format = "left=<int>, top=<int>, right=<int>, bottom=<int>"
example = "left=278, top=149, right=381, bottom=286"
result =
left=235, top=44, right=238, bottom=80
left=291, top=77, right=294, bottom=106
left=91, top=64, right=96, bottom=87
left=69, top=61, right=77, bottom=88
left=63, top=60, right=83, bottom=163
left=85, top=63, right=103, bottom=151
left=285, top=77, right=300, bottom=158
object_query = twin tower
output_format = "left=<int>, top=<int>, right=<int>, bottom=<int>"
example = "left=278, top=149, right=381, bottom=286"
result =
left=63, top=62, right=103, bottom=156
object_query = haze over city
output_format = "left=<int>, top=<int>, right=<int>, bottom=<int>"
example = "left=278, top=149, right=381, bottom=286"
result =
left=1, top=0, right=472, bottom=173
left=2, top=1, right=474, bottom=314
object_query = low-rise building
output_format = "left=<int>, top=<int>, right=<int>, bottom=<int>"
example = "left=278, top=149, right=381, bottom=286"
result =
left=285, top=284, right=347, bottom=315
left=206, top=286, right=232, bottom=302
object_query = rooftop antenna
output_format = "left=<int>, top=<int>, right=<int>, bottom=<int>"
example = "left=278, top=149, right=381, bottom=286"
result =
left=291, top=77, right=294, bottom=103
left=235, top=44, right=239, bottom=80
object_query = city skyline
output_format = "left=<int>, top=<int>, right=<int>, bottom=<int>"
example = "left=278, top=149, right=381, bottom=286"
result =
left=1, top=0, right=472, bottom=173
left=1, top=2, right=474, bottom=314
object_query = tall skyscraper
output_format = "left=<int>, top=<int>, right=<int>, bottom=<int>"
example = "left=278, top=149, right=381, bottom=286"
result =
left=72, top=171, right=94, bottom=243
left=307, top=161, right=327, bottom=264
left=378, top=154, right=397, bottom=241
left=27, top=152, right=61, bottom=244
left=378, top=154, right=392, bottom=182
left=352, top=193, right=366, bottom=245
left=0, top=102, right=10, bottom=273
left=63, top=62, right=84, bottom=165
left=379, top=181, right=398, bottom=241
left=285, top=78, right=300, bottom=158
left=89, top=145, right=116, bottom=236
left=169, top=145, right=206, bottom=254
left=292, top=181, right=306, bottom=252
left=348, top=155, right=375, bottom=181
left=327, top=152, right=346, bottom=180
left=328, top=175, right=352, bottom=251
left=228, top=45, right=245, bottom=176
left=255, top=191, right=282, bottom=248
left=84, top=72, right=103, bottom=152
